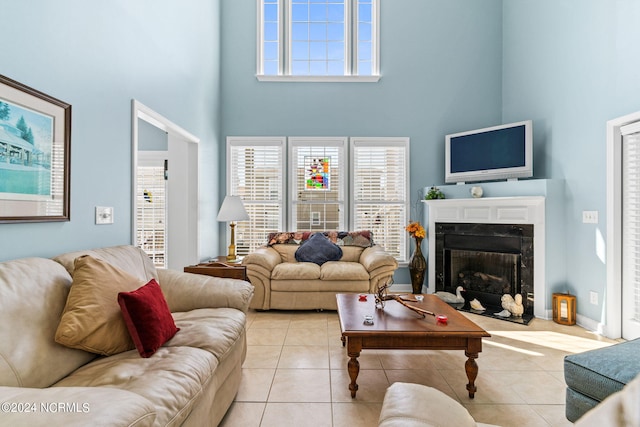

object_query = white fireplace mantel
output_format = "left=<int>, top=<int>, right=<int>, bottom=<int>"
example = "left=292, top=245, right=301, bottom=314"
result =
left=423, top=196, right=546, bottom=319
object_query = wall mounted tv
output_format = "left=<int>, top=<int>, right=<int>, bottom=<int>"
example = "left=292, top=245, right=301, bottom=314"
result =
left=445, top=120, right=533, bottom=184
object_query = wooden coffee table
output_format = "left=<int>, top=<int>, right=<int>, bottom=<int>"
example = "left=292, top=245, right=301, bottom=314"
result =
left=336, top=293, right=491, bottom=398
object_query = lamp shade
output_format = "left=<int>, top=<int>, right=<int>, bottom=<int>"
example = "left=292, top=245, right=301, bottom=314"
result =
left=217, top=195, right=249, bottom=222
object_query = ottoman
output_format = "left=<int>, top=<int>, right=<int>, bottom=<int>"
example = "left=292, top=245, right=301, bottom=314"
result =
left=378, top=382, right=501, bottom=427
left=564, top=338, right=640, bottom=422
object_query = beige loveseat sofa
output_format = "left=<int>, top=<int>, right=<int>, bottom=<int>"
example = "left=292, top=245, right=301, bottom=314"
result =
left=0, top=245, right=253, bottom=427
left=243, top=231, right=398, bottom=310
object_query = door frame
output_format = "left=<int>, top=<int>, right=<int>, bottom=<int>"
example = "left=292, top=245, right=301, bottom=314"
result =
left=606, top=110, right=640, bottom=339
left=131, top=99, right=200, bottom=268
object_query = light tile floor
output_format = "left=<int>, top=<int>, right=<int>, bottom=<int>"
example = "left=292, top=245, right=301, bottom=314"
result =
left=219, top=309, right=618, bottom=427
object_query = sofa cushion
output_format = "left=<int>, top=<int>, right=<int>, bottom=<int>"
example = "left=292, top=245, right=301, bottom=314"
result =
left=55, top=255, right=144, bottom=356
left=0, top=257, right=96, bottom=388
left=53, top=345, right=216, bottom=427
left=272, top=244, right=299, bottom=263
left=118, top=278, right=180, bottom=358
left=168, top=308, right=247, bottom=361
left=53, top=245, right=158, bottom=283
left=271, top=279, right=370, bottom=293
left=272, top=262, right=321, bottom=280
left=340, top=246, right=365, bottom=262
left=320, top=261, right=370, bottom=281
left=295, top=233, right=343, bottom=265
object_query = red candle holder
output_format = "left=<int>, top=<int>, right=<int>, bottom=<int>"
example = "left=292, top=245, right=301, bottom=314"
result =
left=436, top=315, right=448, bottom=325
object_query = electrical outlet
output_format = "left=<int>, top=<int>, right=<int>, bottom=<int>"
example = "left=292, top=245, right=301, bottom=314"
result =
left=96, top=206, right=114, bottom=224
left=582, top=211, right=598, bottom=224
left=590, top=291, right=598, bottom=305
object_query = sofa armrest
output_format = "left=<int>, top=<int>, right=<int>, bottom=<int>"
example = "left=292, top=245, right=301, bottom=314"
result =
left=0, top=386, right=156, bottom=427
left=360, top=246, right=398, bottom=272
left=242, top=246, right=281, bottom=310
left=157, top=269, right=254, bottom=313
left=242, top=246, right=281, bottom=270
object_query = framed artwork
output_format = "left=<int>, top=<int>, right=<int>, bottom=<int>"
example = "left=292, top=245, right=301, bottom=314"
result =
left=0, top=74, right=71, bottom=223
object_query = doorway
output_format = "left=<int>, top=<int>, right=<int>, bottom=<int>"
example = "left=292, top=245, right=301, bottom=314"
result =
left=132, top=100, right=199, bottom=270
left=607, top=111, right=640, bottom=339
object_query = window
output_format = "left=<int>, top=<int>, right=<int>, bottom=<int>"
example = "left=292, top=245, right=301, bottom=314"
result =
left=136, top=153, right=167, bottom=268
left=257, top=0, right=380, bottom=81
left=227, top=136, right=409, bottom=261
left=227, top=137, right=286, bottom=256
left=289, top=137, right=347, bottom=230
left=351, top=137, right=410, bottom=261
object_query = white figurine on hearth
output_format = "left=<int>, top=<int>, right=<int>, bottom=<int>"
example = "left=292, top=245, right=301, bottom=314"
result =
left=501, top=293, right=524, bottom=317
left=469, top=298, right=486, bottom=311
left=434, top=286, right=465, bottom=304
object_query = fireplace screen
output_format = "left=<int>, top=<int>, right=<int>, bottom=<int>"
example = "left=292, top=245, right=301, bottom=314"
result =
left=450, top=250, right=519, bottom=297
left=435, top=222, right=534, bottom=319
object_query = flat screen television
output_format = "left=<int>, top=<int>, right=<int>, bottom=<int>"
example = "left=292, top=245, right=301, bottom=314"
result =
left=445, top=120, right=533, bottom=184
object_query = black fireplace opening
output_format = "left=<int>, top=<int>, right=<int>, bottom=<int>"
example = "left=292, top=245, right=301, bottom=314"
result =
left=435, top=223, right=534, bottom=324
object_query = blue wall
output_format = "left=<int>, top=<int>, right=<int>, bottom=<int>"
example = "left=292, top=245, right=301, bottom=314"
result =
left=502, top=1, right=640, bottom=323
left=220, top=0, right=504, bottom=284
left=3, top=0, right=638, bottom=327
left=0, top=1, right=222, bottom=261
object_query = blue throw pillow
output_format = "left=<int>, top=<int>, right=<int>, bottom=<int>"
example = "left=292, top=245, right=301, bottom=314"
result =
left=295, top=233, right=343, bottom=266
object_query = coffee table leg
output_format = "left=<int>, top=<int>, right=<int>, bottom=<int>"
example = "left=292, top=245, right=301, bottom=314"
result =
left=464, top=351, right=479, bottom=398
left=347, top=351, right=360, bottom=398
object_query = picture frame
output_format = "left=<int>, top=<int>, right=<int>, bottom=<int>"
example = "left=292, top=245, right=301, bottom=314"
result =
left=0, top=74, right=71, bottom=223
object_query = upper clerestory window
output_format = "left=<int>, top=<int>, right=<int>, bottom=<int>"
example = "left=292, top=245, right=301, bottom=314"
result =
left=257, top=0, right=380, bottom=82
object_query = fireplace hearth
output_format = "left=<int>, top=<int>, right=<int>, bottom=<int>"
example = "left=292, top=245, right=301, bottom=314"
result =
left=435, top=222, right=534, bottom=324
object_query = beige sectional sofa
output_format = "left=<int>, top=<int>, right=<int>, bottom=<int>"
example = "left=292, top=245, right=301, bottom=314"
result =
left=0, top=245, right=253, bottom=427
left=243, top=231, right=398, bottom=310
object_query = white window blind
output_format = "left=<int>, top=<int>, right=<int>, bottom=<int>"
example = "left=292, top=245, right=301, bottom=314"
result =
left=289, top=137, right=347, bottom=231
left=136, top=160, right=167, bottom=268
left=227, top=137, right=286, bottom=256
left=623, top=128, right=640, bottom=323
left=351, top=137, right=410, bottom=261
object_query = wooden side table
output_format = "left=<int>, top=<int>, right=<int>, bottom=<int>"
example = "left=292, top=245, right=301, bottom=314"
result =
left=184, top=256, right=247, bottom=281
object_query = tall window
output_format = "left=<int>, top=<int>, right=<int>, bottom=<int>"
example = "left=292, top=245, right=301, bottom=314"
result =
left=257, top=0, right=380, bottom=81
left=227, top=137, right=286, bottom=256
left=289, top=137, right=347, bottom=230
left=227, top=137, right=409, bottom=261
left=351, top=138, right=410, bottom=261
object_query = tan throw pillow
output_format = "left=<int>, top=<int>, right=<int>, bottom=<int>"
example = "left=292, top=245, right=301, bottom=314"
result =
left=55, top=255, right=145, bottom=355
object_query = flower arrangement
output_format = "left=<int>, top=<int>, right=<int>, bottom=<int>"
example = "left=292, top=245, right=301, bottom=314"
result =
left=405, top=221, right=426, bottom=239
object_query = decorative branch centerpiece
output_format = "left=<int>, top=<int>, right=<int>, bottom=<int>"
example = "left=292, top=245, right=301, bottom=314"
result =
left=375, top=282, right=435, bottom=318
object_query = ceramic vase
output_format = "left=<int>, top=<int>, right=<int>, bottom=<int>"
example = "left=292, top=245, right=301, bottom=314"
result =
left=409, top=237, right=427, bottom=294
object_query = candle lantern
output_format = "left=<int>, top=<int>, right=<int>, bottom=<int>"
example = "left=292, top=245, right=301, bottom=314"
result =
left=552, top=293, right=576, bottom=325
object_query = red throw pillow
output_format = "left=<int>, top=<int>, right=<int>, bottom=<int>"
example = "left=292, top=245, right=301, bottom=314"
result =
left=117, top=279, right=179, bottom=358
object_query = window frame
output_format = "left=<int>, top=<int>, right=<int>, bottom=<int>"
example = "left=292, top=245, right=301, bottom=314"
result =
left=256, top=0, right=381, bottom=82
left=288, top=136, right=348, bottom=231
left=350, top=137, right=411, bottom=263
left=226, top=136, right=287, bottom=256
left=226, top=136, right=409, bottom=261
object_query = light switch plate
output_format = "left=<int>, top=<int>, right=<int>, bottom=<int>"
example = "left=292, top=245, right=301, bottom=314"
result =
left=96, top=206, right=114, bottom=224
left=582, top=211, right=598, bottom=224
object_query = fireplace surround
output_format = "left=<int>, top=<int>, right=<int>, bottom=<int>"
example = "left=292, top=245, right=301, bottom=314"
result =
left=424, top=196, right=546, bottom=319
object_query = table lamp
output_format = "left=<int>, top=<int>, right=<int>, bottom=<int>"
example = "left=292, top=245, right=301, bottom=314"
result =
left=217, top=195, right=249, bottom=261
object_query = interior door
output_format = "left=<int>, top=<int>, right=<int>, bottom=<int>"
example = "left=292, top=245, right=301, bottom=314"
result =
left=622, top=123, right=640, bottom=340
